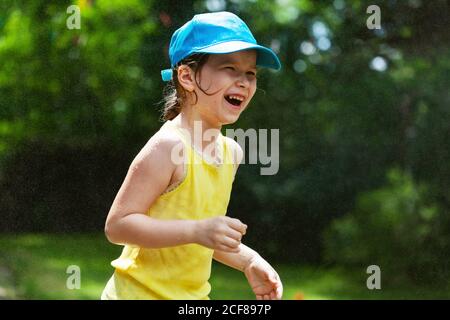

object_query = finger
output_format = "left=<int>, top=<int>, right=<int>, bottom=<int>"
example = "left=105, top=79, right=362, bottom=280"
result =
left=270, top=291, right=276, bottom=300
left=256, top=295, right=263, bottom=300
left=272, top=272, right=282, bottom=287
left=222, top=237, right=241, bottom=249
left=227, top=218, right=247, bottom=235
left=276, top=285, right=283, bottom=300
left=264, top=294, right=270, bottom=300
left=226, top=229, right=243, bottom=242
left=275, top=274, right=283, bottom=291
left=216, top=244, right=240, bottom=253
left=273, top=279, right=282, bottom=291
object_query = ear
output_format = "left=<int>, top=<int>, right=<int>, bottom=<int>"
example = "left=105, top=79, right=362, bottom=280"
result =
left=177, top=65, right=195, bottom=93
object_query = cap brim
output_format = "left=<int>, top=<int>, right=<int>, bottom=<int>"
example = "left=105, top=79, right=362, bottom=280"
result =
left=196, top=40, right=281, bottom=71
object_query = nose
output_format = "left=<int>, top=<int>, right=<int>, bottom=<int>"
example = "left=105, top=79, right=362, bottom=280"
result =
left=236, top=73, right=250, bottom=88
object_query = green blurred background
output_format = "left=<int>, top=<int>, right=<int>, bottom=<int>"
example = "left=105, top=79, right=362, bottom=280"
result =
left=0, top=0, right=449, bottom=299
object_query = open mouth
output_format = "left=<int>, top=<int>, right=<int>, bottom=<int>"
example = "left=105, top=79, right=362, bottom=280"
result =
left=224, top=95, right=245, bottom=107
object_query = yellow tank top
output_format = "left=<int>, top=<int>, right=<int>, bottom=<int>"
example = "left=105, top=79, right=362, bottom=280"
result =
left=102, top=120, right=236, bottom=300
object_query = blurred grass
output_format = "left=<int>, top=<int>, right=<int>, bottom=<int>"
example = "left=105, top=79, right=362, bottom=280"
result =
left=0, top=234, right=448, bottom=300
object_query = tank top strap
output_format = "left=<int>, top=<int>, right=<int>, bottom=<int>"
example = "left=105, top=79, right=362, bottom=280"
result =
left=219, top=134, right=231, bottom=166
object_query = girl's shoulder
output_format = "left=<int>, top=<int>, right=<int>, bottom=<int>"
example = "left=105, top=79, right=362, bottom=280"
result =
left=222, top=136, right=244, bottom=168
left=134, top=123, right=184, bottom=167
left=153, top=122, right=184, bottom=147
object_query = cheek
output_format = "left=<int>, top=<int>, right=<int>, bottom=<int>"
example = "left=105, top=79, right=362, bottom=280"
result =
left=198, top=73, right=229, bottom=96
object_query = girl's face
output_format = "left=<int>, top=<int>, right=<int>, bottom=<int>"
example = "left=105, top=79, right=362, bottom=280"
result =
left=189, top=50, right=258, bottom=126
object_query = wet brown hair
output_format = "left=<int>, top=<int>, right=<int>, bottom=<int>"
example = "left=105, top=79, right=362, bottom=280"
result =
left=160, top=53, right=220, bottom=121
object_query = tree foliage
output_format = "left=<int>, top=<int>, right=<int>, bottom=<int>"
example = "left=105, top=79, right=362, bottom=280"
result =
left=0, top=1, right=449, bottom=283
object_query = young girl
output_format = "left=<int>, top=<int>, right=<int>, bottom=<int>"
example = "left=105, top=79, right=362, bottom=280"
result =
left=101, top=11, right=283, bottom=300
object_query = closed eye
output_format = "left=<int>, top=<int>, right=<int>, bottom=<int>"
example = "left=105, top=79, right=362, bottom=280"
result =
left=223, top=66, right=257, bottom=78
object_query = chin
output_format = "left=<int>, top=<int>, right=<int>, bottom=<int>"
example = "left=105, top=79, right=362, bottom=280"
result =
left=219, top=113, right=241, bottom=125
left=222, top=119, right=238, bottom=125
left=219, top=104, right=245, bottom=125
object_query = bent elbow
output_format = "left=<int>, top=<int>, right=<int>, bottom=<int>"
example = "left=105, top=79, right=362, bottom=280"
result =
left=104, top=220, right=121, bottom=244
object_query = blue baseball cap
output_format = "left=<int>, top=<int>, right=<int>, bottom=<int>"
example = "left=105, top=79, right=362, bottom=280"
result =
left=161, top=11, right=281, bottom=81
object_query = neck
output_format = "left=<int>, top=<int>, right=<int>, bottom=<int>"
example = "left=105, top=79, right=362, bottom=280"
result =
left=172, top=108, right=222, bottom=152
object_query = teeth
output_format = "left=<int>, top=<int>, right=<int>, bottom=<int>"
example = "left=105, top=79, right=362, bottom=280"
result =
left=228, top=95, right=244, bottom=102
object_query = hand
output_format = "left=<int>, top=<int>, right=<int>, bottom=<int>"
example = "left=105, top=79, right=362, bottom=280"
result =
left=244, top=255, right=283, bottom=300
left=195, top=216, right=247, bottom=253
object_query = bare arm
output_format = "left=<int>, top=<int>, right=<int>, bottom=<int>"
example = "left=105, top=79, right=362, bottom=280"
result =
left=213, top=244, right=283, bottom=300
left=107, top=214, right=198, bottom=248
left=213, top=243, right=259, bottom=271
left=104, top=133, right=195, bottom=248
left=104, top=132, right=247, bottom=251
